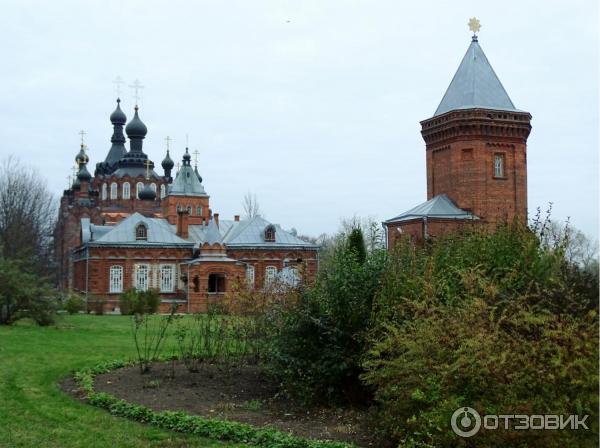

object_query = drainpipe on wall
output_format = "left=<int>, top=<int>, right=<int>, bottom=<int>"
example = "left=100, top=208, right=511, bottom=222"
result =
left=85, top=246, right=89, bottom=300
left=423, top=216, right=429, bottom=240
left=187, top=263, right=190, bottom=314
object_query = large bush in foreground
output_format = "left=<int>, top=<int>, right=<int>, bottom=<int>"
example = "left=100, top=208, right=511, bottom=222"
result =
left=362, top=222, right=599, bottom=447
left=267, top=228, right=387, bottom=404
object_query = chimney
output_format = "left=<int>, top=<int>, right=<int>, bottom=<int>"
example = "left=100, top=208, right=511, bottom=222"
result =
left=176, top=210, right=189, bottom=238
left=234, top=215, right=240, bottom=222
left=213, top=213, right=219, bottom=227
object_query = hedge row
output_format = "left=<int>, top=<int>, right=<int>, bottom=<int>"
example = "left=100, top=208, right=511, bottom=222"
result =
left=73, top=359, right=354, bottom=448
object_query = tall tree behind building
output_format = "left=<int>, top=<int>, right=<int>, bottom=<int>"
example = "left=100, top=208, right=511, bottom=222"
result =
left=242, top=191, right=261, bottom=219
left=0, top=156, right=57, bottom=277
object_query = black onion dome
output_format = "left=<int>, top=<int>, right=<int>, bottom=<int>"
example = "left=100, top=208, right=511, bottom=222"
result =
left=125, top=106, right=148, bottom=139
left=139, top=183, right=156, bottom=201
left=110, top=98, right=127, bottom=125
left=182, top=147, right=191, bottom=165
left=75, top=145, right=89, bottom=165
left=162, top=149, right=174, bottom=170
left=77, top=164, right=92, bottom=181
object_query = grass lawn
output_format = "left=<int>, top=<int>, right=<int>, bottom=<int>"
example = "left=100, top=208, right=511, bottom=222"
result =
left=0, top=314, right=245, bottom=448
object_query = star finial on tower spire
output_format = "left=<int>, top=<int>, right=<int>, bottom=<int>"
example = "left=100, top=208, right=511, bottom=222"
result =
left=468, top=17, right=481, bottom=40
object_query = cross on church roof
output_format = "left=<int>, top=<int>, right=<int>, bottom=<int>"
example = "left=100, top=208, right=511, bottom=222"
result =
left=165, top=136, right=172, bottom=151
left=112, top=76, right=124, bottom=98
left=79, top=129, right=86, bottom=146
left=129, top=79, right=144, bottom=105
left=192, top=149, right=200, bottom=167
left=143, top=159, right=152, bottom=180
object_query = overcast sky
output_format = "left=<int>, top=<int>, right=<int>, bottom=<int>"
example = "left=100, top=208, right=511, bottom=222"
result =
left=0, top=0, right=598, bottom=240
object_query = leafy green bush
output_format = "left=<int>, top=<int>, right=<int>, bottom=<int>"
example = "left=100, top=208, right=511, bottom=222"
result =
left=0, top=257, right=56, bottom=325
left=361, top=221, right=599, bottom=447
left=63, top=293, right=86, bottom=314
left=119, top=288, right=160, bottom=315
left=267, top=229, right=387, bottom=404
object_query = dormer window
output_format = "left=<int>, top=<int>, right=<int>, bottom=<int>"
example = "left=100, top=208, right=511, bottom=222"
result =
left=135, top=223, right=147, bottom=241
left=264, top=225, right=276, bottom=242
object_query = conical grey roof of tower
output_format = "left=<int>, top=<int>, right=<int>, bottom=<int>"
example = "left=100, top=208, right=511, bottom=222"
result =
left=434, top=37, right=520, bottom=116
left=168, top=164, right=208, bottom=197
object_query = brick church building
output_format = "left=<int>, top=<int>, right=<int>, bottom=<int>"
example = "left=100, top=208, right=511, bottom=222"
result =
left=55, top=101, right=318, bottom=313
left=385, top=26, right=532, bottom=245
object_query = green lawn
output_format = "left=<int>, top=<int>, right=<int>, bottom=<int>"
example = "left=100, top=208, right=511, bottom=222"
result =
left=0, top=314, right=244, bottom=448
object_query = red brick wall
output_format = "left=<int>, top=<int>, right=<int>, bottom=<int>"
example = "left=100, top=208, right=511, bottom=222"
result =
left=421, top=109, right=531, bottom=227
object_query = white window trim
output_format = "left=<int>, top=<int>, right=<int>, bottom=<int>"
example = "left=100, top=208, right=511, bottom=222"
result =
left=265, top=266, right=277, bottom=286
left=159, top=264, right=175, bottom=293
left=136, top=182, right=143, bottom=199
left=135, top=264, right=150, bottom=291
left=101, top=183, right=108, bottom=200
left=246, top=265, right=255, bottom=287
left=123, top=182, right=131, bottom=200
left=109, top=265, right=123, bottom=293
left=160, top=184, right=166, bottom=199
left=110, top=182, right=118, bottom=200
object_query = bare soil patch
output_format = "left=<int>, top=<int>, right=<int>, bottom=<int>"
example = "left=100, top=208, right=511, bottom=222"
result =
left=76, top=360, right=383, bottom=446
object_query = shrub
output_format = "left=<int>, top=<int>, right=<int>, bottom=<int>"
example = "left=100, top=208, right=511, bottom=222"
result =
left=362, top=221, right=599, bottom=447
left=132, top=304, right=178, bottom=374
left=267, top=229, right=387, bottom=404
left=63, top=293, right=85, bottom=314
left=0, top=257, right=56, bottom=325
left=89, top=297, right=105, bottom=315
left=119, top=288, right=160, bottom=315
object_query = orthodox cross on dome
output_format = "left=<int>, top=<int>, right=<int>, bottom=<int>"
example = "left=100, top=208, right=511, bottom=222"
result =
left=112, top=76, right=124, bottom=98
left=468, top=17, right=481, bottom=37
left=129, top=78, right=144, bottom=106
left=79, top=129, right=86, bottom=146
left=165, top=135, right=172, bottom=151
left=176, top=162, right=181, bottom=172
left=185, top=133, right=189, bottom=147
left=67, top=175, right=72, bottom=188
left=143, top=159, right=152, bottom=180
left=192, top=149, right=200, bottom=167
left=71, top=164, right=78, bottom=178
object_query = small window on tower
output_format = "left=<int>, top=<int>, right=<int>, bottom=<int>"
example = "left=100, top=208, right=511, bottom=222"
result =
left=110, top=182, right=118, bottom=199
left=135, top=223, right=147, bottom=241
left=160, top=184, right=166, bottom=199
left=196, top=206, right=203, bottom=216
left=136, top=182, right=143, bottom=198
left=122, top=182, right=131, bottom=200
left=494, top=154, right=505, bottom=178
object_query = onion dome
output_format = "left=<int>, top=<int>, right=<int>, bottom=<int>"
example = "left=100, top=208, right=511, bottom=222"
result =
left=182, top=147, right=192, bottom=166
left=75, top=144, right=89, bottom=165
left=162, top=149, right=174, bottom=170
left=125, top=106, right=148, bottom=139
left=139, top=183, right=156, bottom=201
left=72, top=176, right=81, bottom=190
left=77, top=164, right=92, bottom=182
left=109, top=98, right=127, bottom=125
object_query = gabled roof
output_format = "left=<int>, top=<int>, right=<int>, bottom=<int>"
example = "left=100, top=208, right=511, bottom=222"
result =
left=385, top=194, right=478, bottom=223
left=86, top=213, right=194, bottom=247
left=220, top=215, right=319, bottom=248
left=168, top=165, right=207, bottom=197
left=434, top=38, right=518, bottom=117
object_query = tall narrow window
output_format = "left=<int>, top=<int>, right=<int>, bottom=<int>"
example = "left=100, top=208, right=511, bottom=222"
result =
left=494, top=154, right=505, bottom=178
left=109, top=265, right=123, bottom=293
left=160, top=184, right=166, bottom=199
left=135, top=264, right=149, bottom=291
left=110, top=182, right=118, bottom=199
left=122, top=182, right=131, bottom=200
left=150, top=183, right=157, bottom=193
left=265, top=266, right=277, bottom=286
left=196, top=206, right=203, bottom=216
left=136, top=182, right=143, bottom=198
left=135, top=223, right=147, bottom=240
left=187, top=206, right=192, bottom=215
left=101, top=183, right=108, bottom=200
left=160, top=264, right=175, bottom=292
left=246, top=265, right=255, bottom=287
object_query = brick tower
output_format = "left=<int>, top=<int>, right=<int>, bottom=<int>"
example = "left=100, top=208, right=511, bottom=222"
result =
left=385, top=21, right=532, bottom=244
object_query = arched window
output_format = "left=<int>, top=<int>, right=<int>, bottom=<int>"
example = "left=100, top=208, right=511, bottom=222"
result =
left=136, top=182, right=143, bottom=198
left=135, top=223, right=147, bottom=240
left=110, top=182, right=118, bottom=200
left=187, top=206, right=192, bottom=215
left=196, top=206, right=203, bottom=216
left=135, top=264, right=149, bottom=291
left=122, top=182, right=131, bottom=200
left=150, top=183, right=157, bottom=193
left=101, top=183, right=108, bottom=200
left=176, top=204, right=182, bottom=212
left=265, top=266, right=277, bottom=286
left=246, top=265, right=255, bottom=287
left=109, top=265, right=123, bottom=293
left=160, top=184, right=166, bottom=199
left=494, top=153, right=505, bottom=178
left=264, top=225, right=276, bottom=242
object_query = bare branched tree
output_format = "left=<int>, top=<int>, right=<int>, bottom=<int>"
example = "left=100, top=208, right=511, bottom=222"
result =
left=0, top=156, right=57, bottom=277
left=242, top=191, right=261, bottom=219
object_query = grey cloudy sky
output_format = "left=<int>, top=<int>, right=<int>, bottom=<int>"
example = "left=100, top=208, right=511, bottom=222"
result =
left=0, top=0, right=598, bottom=239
